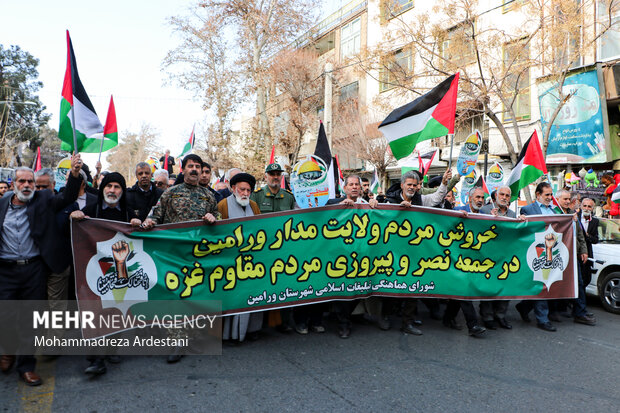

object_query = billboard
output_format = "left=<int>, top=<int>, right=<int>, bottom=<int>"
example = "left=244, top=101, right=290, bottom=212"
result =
left=538, top=68, right=611, bottom=164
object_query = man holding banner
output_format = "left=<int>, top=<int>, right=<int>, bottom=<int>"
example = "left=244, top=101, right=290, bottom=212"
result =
left=0, top=154, right=83, bottom=386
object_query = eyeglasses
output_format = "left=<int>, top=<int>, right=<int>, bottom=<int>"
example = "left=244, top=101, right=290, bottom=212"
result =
left=267, top=171, right=282, bottom=176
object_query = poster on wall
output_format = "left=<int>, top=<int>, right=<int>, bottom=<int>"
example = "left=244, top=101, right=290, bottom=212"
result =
left=538, top=68, right=610, bottom=164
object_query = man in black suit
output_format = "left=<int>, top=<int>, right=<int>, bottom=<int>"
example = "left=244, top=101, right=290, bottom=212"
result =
left=578, top=198, right=599, bottom=287
left=0, top=154, right=83, bottom=386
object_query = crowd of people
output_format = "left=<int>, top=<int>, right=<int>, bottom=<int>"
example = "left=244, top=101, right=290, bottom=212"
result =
left=0, top=152, right=602, bottom=386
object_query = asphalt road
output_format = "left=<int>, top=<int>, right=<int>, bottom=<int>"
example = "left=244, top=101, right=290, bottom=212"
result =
left=2, top=297, right=619, bottom=413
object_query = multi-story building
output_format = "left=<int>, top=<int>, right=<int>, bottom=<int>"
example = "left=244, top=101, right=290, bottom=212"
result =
left=267, top=0, right=620, bottom=200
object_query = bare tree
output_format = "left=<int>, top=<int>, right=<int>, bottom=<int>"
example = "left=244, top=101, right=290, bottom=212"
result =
left=270, top=48, right=322, bottom=170
left=106, top=124, right=162, bottom=180
left=333, top=99, right=397, bottom=188
left=198, top=0, right=319, bottom=157
left=359, top=0, right=620, bottom=163
left=163, top=12, right=241, bottom=176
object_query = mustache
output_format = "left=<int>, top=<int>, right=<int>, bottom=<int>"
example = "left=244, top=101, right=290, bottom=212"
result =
left=189, top=170, right=199, bottom=175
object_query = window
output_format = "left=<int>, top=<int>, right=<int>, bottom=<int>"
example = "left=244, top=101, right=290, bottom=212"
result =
left=439, top=21, right=475, bottom=67
left=552, top=1, right=583, bottom=69
left=382, top=0, right=414, bottom=20
left=598, top=0, right=620, bottom=61
left=340, top=81, right=359, bottom=102
left=341, top=18, right=361, bottom=60
left=503, top=39, right=531, bottom=122
left=379, top=48, right=413, bottom=92
left=313, top=32, right=335, bottom=56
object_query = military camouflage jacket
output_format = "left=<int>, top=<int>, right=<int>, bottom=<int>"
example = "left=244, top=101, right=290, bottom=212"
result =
left=148, top=182, right=220, bottom=224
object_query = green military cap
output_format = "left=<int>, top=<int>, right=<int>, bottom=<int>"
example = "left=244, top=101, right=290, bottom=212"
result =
left=265, top=163, right=284, bottom=173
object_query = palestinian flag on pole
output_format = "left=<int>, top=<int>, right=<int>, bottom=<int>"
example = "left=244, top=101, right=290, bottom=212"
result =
left=506, top=130, right=548, bottom=201
left=58, top=30, right=104, bottom=153
left=33, top=147, right=42, bottom=172
left=612, top=185, right=620, bottom=204
left=83, top=95, right=118, bottom=153
left=418, top=149, right=437, bottom=177
left=179, top=125, right=195, bottom=158
left=370, top=169, right=380, bottom=194
left=551, top=195, right=564, bottom=214
left=474, top=175, right=490, bottom=198
left=334, top=154, right=345, bottom=194
left=379, top=73, right=459, bottom=160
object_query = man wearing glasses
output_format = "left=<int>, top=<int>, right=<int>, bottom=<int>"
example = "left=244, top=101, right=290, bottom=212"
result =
left=153, top=169, right=169, bottom=191
left=126, top=162, right=164, bottom=221
left=251, top=163, right=295, bottom=213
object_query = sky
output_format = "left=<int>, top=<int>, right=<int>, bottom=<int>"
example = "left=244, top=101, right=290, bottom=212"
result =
left=1, top=0, right=342, bottom=167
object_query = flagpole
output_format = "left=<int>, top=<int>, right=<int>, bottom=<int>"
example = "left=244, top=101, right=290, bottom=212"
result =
left=97, top=135, right=104, bottom=162
left=69, top=54, right=78, bottom=155
left=448, top=134, right=454, bottom=170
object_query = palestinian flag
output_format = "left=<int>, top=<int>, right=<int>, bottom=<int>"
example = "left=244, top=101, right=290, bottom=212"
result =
left=418, top=149, right=437, bottom=177
left=551, top=195, right=564, bottom=214
left=474, top=175, right=490, bottom=198
left=612, top=185, right=620, bottom=204
left=33, top=147, right=42, bottom=172
left=379, top=73, right=459, bottom=160
left=82, top=95, right=118, bottom=153
left=179, top=125, right=195, bottom=158
left=334, top=154, right=345, bottom=194
left=370, top=169, right=380, bottom=194
left=58, top=30, right=104, bottom=153
left=506, top=130, right=548, bottom=201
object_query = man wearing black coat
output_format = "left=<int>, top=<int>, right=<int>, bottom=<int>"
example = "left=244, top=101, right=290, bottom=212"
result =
left=0, top=154, right=83, bottom=386
left=126, top=162, right=163, bottom=221
left=578, top=198, right=599, bottom=287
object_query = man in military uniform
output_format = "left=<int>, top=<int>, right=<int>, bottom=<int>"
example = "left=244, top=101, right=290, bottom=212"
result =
left=250, top=163, right=297, bottom=333
left=251, top=163, right=296, bottom=213
left=143, top=154, right=219, bottom=227
left=142, top=154, right=219, bottom=363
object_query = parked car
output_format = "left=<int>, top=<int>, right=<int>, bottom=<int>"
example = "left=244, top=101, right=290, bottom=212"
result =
left=586, top=218, right=620, bottom=314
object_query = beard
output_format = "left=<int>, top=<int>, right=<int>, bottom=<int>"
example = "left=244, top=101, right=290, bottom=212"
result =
left=15, top=186, right=34, bottom=202
left=104, top=193, right=119, bottom=205
left=234, top=193, right=250, bottom=207
left=582, top=210, right=591, bottom=217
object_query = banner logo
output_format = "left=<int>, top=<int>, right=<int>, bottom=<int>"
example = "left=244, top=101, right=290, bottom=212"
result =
left=85, top=233, right=157, bottom=314
left=526, top=226, right=569, bottom=290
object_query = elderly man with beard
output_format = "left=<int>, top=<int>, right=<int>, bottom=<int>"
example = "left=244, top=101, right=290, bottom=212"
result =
left=71, top=172, right=143, bottom=375
left=435, top=186, right=488, bottom=337
left=478, top=186, right=516, bottom=330
left=384, top=169, right=451, bottom=335
left=126, top=162, right=164, bottom=221
left=0, top=154, right=83, bottom=386
left=142, top=154, right=219, bottom=362
left=217, top=173, right=264, bottom=342
left=454, top=187, right=485, bottom=213
left=554, top=189, right=595, bottom=326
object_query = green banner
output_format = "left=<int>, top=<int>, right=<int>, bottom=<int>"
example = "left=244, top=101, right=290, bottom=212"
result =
left=72, top=205, right=577, bottom=315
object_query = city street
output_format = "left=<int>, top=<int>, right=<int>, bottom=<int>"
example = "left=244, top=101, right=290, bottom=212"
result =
left=2, top=298, right=619, bottom=412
